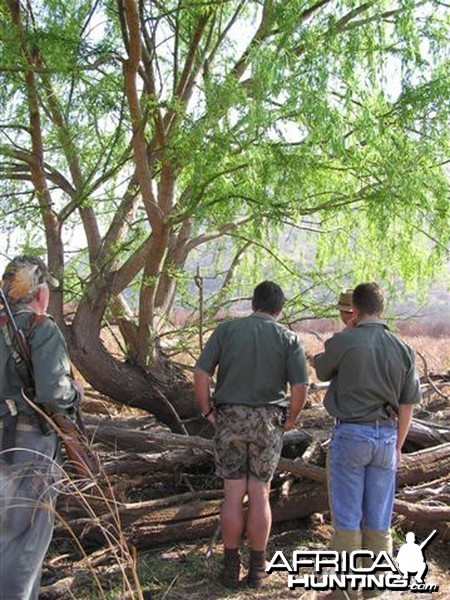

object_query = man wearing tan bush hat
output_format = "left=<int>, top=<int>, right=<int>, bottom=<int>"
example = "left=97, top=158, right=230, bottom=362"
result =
left=336, top=289, right=354, bottom=327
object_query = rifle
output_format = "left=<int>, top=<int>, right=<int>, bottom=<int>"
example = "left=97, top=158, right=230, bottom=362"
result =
left=20, top=389, right=100, bottom=480
left=0, top=289, right=34, bottom=373
left=0, top=289, right=100, bottom=479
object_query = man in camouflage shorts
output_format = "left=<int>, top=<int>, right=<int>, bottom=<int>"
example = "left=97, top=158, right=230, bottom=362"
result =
left=195, top=281, right=308, bottom=589
left=214, top=404, right=285, bottom=481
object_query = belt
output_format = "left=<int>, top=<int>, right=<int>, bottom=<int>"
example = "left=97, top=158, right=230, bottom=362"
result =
left=335, top=418, right=397, bottom=427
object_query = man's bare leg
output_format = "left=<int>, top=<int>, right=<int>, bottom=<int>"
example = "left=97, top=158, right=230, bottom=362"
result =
left=220, top=478, right=247, bottom=588
left=221, top=478, right=247, bottom=547
left=246, top=478, right=272, bottom=550
left=246, top=478, right=272, bottom=588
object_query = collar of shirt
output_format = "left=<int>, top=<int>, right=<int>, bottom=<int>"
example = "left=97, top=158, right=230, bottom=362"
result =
left=356, top=316, right=389, bottom=329
left=251, top=311, right=277, bottom=321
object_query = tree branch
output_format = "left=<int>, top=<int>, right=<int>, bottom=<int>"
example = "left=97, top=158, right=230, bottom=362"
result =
left=122, top=0, right=164, bottom=232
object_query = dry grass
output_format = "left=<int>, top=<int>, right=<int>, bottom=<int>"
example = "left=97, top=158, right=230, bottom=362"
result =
left=131, top=521, right=450, bottom=600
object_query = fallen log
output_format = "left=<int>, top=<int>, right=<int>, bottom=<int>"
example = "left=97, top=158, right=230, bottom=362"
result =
left=124, top=431, right=328, bottom=482
left=393, top=498, right=450, bottom=539
left=128, top=481, right=328, bottom=550
left=55, top=445, right=450, bottom=550
left=90, top=430, right=450, bottom=486
left=397, top=443, right=450, bottom=486
left=85, top=408, right=450, bottom=463
left=57, top=475, right=450, bottom=551
left=394, top=497, right=450, bottom=522
left=86, top=416, right=312, bottom=454
left=102, top=448, right=211, bottom=476
left=399, top=477, right=449, bottom=503
left=39, top=571, right=93, bottom=600
left=97, top=431, right=450, bottom=486
left=404, top=419, right=450, bottom=450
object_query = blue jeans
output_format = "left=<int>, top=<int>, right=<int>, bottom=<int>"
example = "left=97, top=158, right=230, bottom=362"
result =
left=329, top=422, right=397, bottom=531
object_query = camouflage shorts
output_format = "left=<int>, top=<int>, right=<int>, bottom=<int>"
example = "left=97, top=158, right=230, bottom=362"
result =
left=214, top=404, right=285, bottom=482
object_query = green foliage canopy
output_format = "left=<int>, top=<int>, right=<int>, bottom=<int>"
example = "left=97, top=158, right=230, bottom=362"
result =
left=0, top=0, right=449, bottom=357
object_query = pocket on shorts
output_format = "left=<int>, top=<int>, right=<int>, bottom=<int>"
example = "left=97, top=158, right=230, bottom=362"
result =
left=270, top=407, right=286, bottom=428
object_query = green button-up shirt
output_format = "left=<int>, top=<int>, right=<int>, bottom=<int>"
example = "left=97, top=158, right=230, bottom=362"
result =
left=0, top=310, right=77, bottom=417
left=314, top=318, right=421, bottom=421
left=195, top=312, right=308, bottom=407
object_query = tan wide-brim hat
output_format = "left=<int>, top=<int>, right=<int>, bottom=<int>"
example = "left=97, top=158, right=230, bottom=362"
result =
left=336, top=289, right=353, bottom=313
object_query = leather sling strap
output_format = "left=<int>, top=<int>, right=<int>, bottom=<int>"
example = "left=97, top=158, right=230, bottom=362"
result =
left=0, top=314, right=45, bottom=456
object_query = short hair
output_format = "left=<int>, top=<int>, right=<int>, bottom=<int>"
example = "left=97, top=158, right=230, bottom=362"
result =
left=352, top=282, right=384, bottom=315
left=252, top=281, right=286, bottom=315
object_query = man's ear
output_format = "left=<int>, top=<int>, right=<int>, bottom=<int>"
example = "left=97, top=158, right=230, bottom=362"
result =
left=35, top=284, right=49, bottom=312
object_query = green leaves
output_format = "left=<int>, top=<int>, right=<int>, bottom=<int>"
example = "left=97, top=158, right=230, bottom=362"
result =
left=0, top=0, right=449, bottom=332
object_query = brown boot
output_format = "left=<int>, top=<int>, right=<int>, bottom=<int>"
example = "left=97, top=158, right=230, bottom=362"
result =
left=247, top=549, right=268, bottom=589
left=220, top=547, right=241, bottom=589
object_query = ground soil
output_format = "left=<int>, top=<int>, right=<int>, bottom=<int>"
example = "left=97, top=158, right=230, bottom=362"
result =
left=138, top=516, right=449, bottom=600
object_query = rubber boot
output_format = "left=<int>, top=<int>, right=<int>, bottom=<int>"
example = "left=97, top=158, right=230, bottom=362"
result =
left=329, top=529, right=363, bottom=600
left=247, top=549, right=268, bottom=588
left=362, top=529, right=392, bottom=599
left=220, top=547, right=241, bottom=589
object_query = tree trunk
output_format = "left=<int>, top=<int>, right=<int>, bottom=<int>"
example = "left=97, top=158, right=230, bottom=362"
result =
left=70, top=334, right=200, bottom=434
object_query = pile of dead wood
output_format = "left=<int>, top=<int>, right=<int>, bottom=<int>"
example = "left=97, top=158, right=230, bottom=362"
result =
left=55, top=376, right=450, bottom=546
left=39, top=377, right=450, bottom=597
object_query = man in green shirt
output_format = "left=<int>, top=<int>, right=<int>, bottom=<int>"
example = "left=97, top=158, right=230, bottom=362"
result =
left=0, top=255, right=79, bottom=600
left=314, top=282, right=421, bottom=600
left=194, top=281, right=308, bottom=589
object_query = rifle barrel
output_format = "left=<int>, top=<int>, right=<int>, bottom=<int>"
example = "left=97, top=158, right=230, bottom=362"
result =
left=0, top=289, right=33, bottom=371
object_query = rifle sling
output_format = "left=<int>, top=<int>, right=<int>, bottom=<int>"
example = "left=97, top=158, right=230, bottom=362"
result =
left=0, top=315, right=46, bottom=454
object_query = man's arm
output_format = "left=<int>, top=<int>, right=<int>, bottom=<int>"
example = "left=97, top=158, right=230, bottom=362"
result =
left=313, top=334, right=342, bottom=381
left=194, top=368, right=217, bottom=427
left=30, top=317, right=78, bottom=414
left=284, top=383, right=308, bottom=431
left=396, top=404, right=414, bottom=464
left=396, top=347, right=421, bottom=464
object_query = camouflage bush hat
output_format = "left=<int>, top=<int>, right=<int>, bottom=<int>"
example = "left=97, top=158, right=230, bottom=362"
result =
left=336, top=289, right=353, bottom=313
left=1, top=255, right=59, bottom=303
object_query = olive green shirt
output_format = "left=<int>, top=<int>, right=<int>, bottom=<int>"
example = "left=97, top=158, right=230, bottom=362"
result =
left=195, top=312, right=308, bottom=407
left=314, top=318, right=421, bottom=421
left=0, top=309, right=77, bottom=417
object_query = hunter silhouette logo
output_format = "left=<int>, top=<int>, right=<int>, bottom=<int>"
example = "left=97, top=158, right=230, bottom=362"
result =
left=267, top=529, right=440, bottom=593
left=396, top=530, right=436, bottom=584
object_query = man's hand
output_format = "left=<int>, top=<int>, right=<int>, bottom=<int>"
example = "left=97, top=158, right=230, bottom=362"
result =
left=345, top=315, right=359, bottom=329
left=283, top=417, right=297, bottom=432
left=194, top=368, right=217, bottom=426
left=284, top=383, right=308, bottom=431
left=205, top=411, right=217, bottom=428
left=396, top=404, right=413, bottom=467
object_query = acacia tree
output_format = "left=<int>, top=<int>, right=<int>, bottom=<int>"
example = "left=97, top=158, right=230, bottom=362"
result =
left=0, top=0, right=449, bottom=431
